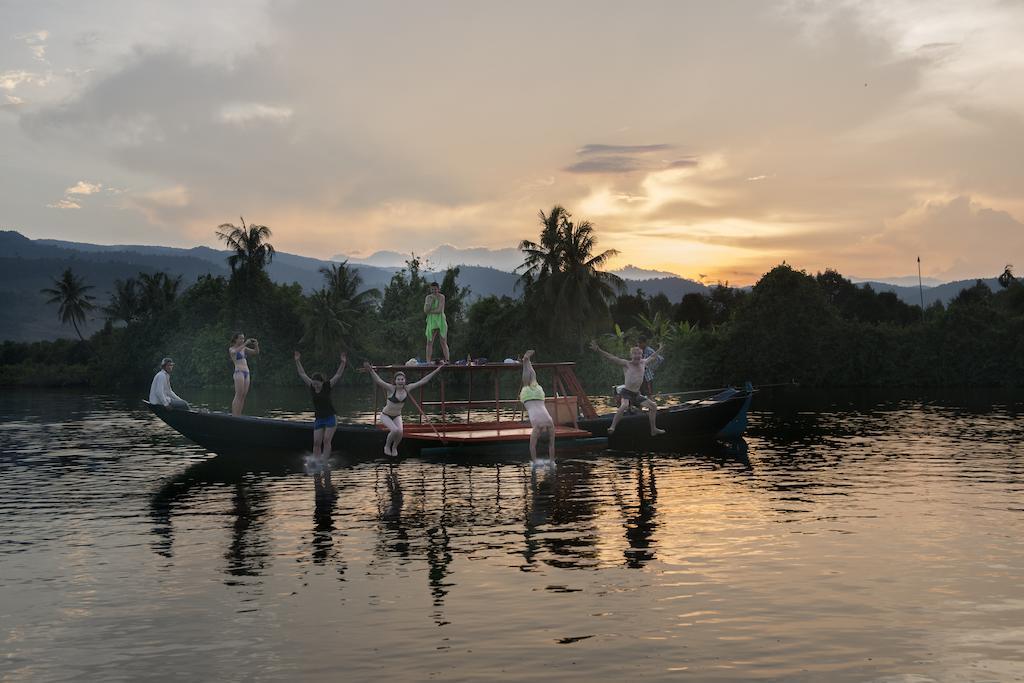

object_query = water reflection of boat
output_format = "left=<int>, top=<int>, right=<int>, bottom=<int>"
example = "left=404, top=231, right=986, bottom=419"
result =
left=147, top=362, right=753, bottom=456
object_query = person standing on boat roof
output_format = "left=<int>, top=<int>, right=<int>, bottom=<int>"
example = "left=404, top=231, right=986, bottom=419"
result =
left=638, top=335, right=664, bottom=397
left=424, top=282, right=450, bottom=364
left=294, top=350, right=347, bottom=460
left=589, top=340, right=666, bottom=437
left=520, top=349, right=555, bottom=462
left=149, top=357, right=189, bottom=410
left=229, top=332, right=259, bottom=416
left=364, top=362, right=445, bottom=456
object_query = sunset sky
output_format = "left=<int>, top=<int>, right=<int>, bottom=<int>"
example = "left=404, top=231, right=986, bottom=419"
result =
left=2, top=1, right=1023, bottom=284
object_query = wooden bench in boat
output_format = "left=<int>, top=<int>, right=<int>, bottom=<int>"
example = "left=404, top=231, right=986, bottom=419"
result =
left=399, top=422, right=593, bottom=442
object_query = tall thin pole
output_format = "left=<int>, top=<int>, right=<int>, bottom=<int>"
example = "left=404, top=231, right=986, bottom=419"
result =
left=917, top=256, right=925, bottom=320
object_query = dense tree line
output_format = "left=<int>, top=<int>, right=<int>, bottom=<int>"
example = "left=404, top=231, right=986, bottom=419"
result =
left=2, top=210, right=1022, bottom=391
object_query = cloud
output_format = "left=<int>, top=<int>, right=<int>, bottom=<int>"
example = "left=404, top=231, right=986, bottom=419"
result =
left=126, top=185, right=193, bottom=225
left=880, top=195, right=1024, bottom=279
left=47, top=198, right=80, bottom=209
left=577, top=144, right=673, bottom=156
left=565, top=156, right=650, bottom=174
left=66, top=181, right=103, bottom=195
left=0, top=70, right=48, bottom=91
left=16, top=30, right=49, bottom=61
left=218, top=102, right=293, bottom=125
left=565, top=143, right=696, bottom=175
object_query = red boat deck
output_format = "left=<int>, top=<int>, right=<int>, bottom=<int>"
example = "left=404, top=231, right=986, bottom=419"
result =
left=397, top=423, right=593, bottom=443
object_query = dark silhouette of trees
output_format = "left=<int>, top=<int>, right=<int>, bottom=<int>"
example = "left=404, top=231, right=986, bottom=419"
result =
left=216, top=217, right=276, bottom=285
left=41, top=268, right=96, bottom=340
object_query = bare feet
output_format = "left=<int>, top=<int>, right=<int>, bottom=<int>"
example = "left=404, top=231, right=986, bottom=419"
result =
left=651, top=428, right=666, bottom=437
left=606, top=426, right=615, bottom=435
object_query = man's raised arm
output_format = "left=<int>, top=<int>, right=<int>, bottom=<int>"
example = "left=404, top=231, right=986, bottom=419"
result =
left=589, top=340, right=628, bottom=366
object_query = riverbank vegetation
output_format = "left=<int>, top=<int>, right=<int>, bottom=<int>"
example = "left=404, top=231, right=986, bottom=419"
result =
left=2, top=209, right=1022, bottom=393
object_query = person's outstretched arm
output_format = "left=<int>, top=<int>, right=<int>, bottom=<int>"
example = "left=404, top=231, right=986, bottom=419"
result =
left=643, top=345, right=665, bottom=366
left=589, top=340, right=628, bottom=366
left=294, top=351, right=312, bottom=387
left=363, top=362, right=393, bottom=391
left=329, top=351, right=348, bottom=385
left=408, top=364, right=445, bottom=391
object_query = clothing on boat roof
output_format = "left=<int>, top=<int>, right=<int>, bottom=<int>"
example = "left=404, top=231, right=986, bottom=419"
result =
left=311, top=379, right=335, bottom=418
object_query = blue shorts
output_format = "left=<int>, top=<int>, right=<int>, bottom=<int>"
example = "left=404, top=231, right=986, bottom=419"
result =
left=313, top=415, right=337, bottom=430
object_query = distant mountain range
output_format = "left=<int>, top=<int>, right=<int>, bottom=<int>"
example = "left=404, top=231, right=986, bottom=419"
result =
left=0, top=230, right=999, bottom=342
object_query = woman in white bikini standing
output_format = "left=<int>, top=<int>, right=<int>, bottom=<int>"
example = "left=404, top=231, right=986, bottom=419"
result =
left=364, top=362, right=444, bottom=456
left=229, top=331, right=259, bottom=416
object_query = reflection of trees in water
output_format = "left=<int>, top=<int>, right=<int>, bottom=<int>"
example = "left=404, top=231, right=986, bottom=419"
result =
left=521, top=460, right=601, bottom=571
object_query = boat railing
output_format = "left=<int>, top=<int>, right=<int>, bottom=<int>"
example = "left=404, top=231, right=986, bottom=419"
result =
left=368, top=361, right=598, bottom=429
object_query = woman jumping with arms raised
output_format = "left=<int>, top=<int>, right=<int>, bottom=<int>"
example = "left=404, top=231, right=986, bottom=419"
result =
left=294, top=350, right=347, bottom=460
left=364, top=362, right=445, bottom=456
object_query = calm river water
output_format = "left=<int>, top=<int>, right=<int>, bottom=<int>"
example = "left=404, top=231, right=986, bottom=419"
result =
left=1, top=388, right=1023, bottom=681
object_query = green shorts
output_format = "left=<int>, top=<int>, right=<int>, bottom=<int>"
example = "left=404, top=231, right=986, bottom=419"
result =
left=425, top=313, right=448, bottom=340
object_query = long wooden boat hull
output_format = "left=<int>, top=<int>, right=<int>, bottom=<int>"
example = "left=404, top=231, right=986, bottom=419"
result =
left=146, top=387, right=752, bottom=457
left=146, top=402, right=387, bottom=455
left=578, top=388, right=753, bottom=450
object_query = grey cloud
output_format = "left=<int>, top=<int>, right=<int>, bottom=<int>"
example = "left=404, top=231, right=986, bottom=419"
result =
left=18, top=49, right=471, bottom=225
left=565, top=144, right=696, bottom=175
left=564, top=156, right=649, bottom=174
left=577, top=143, right=673, bottom=156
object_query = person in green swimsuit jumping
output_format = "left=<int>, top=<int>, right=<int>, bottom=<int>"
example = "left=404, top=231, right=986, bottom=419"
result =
left=424, top=281, right=450, bottom=363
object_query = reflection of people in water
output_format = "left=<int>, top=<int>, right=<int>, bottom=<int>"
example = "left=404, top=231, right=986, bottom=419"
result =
left=622, top=457, right=659, bottom=568
left=377, top=464, right=409, bottom=557
left=520, top=460, right=600, bottom=570
left=310, top=460, right=342, bottom=573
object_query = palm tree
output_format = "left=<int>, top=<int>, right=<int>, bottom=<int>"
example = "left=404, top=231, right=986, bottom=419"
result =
left=319, top=261, right=380, bottom=312
left=103, top=277, right=141, bottom=325
left=137, top=271, right=182, bottom=314
left=998, top=265, right=1016, bottom=289
left=216, top=217, right=275, bottom=283
left=41, top=268, right=96, bottom=340
left=301, top=288, right=349, bottom=352
left=517, top=205, right=570, bottom=292
left=516, top=206, right=624, bottom=348
left=555, top=218, right=623, bottom=345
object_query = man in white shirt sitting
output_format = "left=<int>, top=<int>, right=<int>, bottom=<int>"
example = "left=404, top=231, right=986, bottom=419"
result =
left=149, top=357, right=189, bottom=410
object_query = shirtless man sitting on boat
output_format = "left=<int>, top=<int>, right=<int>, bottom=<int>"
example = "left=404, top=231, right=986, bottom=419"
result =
left=520, top=349, right=555, bottom=462
left=589, top=340, right=666, bottom=437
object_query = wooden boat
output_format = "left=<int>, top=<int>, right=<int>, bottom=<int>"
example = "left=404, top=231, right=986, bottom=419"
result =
left=146, top=361, right=753, bottom=456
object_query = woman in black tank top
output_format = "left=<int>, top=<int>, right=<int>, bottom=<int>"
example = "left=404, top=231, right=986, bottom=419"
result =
left=294, top=350, right=347, bottom=459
